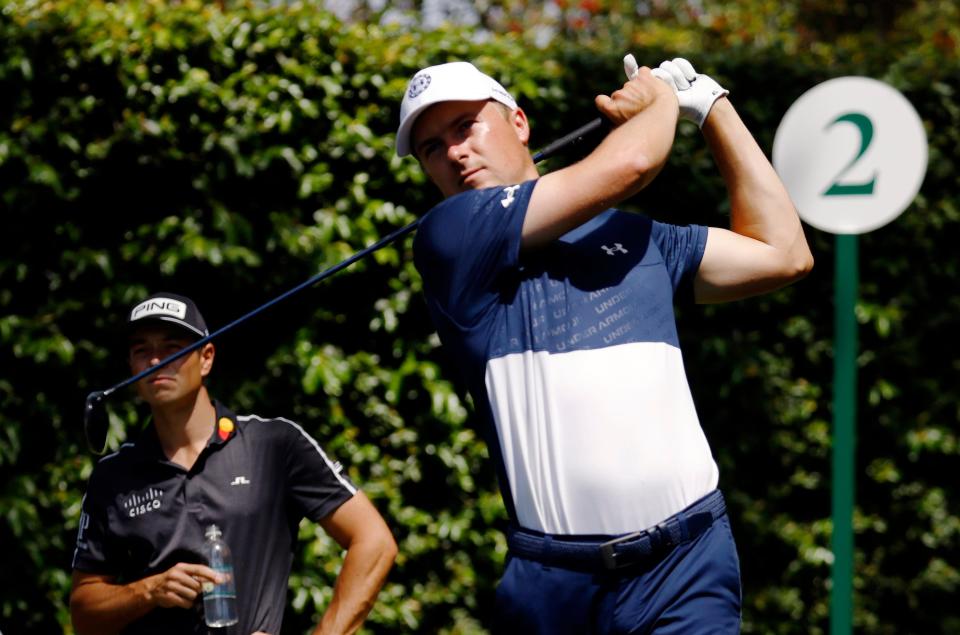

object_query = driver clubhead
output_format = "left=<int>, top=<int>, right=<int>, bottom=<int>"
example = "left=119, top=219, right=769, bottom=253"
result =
left=84, top=391, right=109, bottom=455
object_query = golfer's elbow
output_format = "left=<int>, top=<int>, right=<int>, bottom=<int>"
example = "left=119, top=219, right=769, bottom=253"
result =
left=765, top=213, right=814, bottom=285
left=349, top=518, right=397, bottom=573
left=780, top=238, right=814, bottom=285
left=372, top=524, right=398, bottom=570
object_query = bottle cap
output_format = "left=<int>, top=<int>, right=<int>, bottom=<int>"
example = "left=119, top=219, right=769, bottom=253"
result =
left=205, top=524, right=222, bottom=540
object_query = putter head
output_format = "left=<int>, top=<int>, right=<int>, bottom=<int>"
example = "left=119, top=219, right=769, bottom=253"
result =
left=84, top=391, right=110, bottom=455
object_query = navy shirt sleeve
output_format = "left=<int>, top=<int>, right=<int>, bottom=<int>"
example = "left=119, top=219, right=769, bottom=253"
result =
left=413, top=181, right=533, bottom=327
left=283, top=420, right=357, bottom=523
left=650, top=220, right=708, bottom=294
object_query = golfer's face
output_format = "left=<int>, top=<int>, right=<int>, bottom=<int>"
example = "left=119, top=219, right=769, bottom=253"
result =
left=412, top=100, right=530, bottom=198
left=128, top=325, right=210, bottom=407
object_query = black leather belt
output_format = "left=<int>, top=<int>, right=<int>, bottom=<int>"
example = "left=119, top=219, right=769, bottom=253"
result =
left=506, top=489, right=726, bottom=572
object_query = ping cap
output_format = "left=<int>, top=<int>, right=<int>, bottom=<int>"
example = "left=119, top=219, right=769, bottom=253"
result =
left=127, top=292, right=209, bottom=339
left=396, top=61, right=517, bottom=158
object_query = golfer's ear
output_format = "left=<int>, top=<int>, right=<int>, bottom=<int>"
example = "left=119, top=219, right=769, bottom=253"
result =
left=511, top=108, right=531, bottom=146
left=200, top=342, right=215, bottom=377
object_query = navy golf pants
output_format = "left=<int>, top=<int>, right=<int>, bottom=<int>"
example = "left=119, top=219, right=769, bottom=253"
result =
left=493, top=514, right=742, bottom=634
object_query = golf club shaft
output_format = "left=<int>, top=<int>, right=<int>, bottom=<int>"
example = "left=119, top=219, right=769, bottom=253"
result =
left=532, top=117, right=607, bottom=163
left=92, top=116, right=610, bottom=399
left=97, top=220, right=421, bottom=400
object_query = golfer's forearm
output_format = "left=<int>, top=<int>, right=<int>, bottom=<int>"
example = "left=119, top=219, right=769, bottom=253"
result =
left=703, top=99, right=808, bottom=255
left=313, top=537, right=397, bottom=635
left=71, top=578, right=155, bottom=635
left=524, top=91, right=678, bottom=248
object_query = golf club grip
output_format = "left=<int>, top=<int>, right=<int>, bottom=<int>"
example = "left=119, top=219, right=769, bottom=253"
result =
left=532, top=117, right=609, bottom=163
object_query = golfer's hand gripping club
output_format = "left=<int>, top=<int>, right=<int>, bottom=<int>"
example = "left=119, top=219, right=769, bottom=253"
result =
left=624, top=54, right=728, bottom=128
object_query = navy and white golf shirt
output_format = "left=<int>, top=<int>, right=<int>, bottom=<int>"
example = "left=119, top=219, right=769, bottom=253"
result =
left=414, top=179, right=719, bottom=536
left=72, top=400, right=356, bottom=635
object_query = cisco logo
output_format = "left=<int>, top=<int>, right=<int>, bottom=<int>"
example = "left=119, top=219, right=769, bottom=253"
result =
left=123, top=487, right=165, bottom=518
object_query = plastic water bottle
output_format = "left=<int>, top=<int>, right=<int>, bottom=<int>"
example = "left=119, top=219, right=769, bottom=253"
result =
left=202, top=524, right=238, bottom=627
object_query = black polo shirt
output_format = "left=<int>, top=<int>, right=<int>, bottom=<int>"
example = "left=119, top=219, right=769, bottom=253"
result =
left=73, top=400, right=356, bottom=635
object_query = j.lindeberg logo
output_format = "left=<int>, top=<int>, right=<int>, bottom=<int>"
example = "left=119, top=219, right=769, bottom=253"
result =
left=408, top=74, right=431, bottom=99
left=230, top=476, right=251, bottom=486
left=123, top=487, right=165, bottom=518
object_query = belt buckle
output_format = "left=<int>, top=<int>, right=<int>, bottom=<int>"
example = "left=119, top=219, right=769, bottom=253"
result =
left=599, top=528, right=645, bottom=570
left=599, top=523, right=669, bottom=570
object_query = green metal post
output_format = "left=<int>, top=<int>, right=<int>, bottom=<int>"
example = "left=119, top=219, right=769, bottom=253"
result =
left=831, top=233, right=858, bottom=635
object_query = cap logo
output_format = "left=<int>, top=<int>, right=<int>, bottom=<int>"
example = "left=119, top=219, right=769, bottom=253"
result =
left=408, top=73, right=431, bottom=99
left=131, top=298, right=187, bottom=321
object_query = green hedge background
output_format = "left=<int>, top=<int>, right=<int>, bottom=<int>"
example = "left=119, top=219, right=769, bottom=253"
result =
left=1, top=0, right=958, bottom=633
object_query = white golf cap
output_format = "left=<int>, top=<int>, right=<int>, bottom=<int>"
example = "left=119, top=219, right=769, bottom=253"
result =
left=396, top=61, right=517, bottom=157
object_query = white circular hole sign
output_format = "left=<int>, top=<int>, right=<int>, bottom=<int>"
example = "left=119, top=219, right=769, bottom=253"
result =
left=772, top=76, right=928, bottom=235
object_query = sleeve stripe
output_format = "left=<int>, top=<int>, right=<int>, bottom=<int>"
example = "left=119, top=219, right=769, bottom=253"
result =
left=236, top=414, right=357, bottom=495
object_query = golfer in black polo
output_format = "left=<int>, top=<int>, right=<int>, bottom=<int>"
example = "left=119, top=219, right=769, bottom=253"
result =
left=70, top=292, right=397, bottom=635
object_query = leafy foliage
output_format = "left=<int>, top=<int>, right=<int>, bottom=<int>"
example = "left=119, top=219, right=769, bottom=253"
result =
left=0, top=1, right=957, bottom=633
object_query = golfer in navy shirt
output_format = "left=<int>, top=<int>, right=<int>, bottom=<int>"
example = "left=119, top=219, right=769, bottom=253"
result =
left=397, top=57, right=812, bottom=633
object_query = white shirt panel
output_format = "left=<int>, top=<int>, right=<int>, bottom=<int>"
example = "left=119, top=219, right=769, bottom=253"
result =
left=485, top=341, right=719, bottom=535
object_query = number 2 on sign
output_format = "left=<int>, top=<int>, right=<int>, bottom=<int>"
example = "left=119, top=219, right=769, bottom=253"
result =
left=823, top=112, right=877, bottom=197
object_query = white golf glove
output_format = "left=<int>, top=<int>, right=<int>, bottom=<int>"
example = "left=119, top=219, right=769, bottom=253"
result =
left=623, top=54, right=728, bottom=128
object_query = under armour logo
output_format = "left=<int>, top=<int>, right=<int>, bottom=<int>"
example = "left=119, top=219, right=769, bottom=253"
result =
left=601, top=243, right=629, bottom=255
left=501, top=185, right=520, bottom=208
left=230, top=476, right=251, bottom=486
